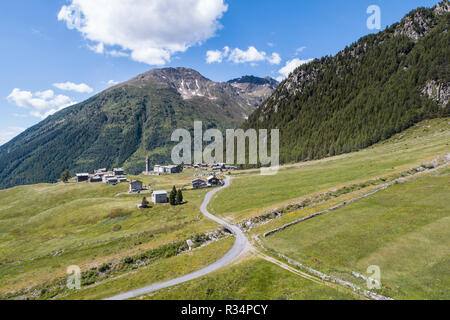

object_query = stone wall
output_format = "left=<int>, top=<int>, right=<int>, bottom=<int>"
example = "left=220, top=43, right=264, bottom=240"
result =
left=254, top=236, right=393, bottom=300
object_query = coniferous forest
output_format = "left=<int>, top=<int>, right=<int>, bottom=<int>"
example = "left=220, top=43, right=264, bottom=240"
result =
left=244, top=6, right=449, bottom=163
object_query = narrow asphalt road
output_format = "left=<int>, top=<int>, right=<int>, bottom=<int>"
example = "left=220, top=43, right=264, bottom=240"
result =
left=105, top=176, right=248, bottom=300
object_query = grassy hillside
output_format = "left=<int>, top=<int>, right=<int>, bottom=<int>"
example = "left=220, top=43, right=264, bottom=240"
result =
left=143, top=118, right=449, bottom=301
left=0, top=119, right=448, bottom=299
left=210, top=118, right=449, bottom=222
left=61, top=238, right=235, bottom=300
left=0, top=172, right=220, bottom=294
left=261, top=173, right=450, bottom=300
left=145, top=257, right=357, bottom=300
left=244, top=3, right=449, bottom=163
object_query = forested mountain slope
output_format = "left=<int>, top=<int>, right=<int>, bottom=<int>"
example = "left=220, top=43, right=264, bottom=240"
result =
left=244, top=1, right=449, bottom=163
left=0, top=69, right=276, bottom=189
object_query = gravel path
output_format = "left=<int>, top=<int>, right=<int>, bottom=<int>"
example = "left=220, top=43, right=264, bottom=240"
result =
left=105, top=176, right=248, bottom=300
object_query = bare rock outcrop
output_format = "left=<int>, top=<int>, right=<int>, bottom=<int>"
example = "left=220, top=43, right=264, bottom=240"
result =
left=422, top=80, right=449, bottom=106
left=394, top=9, right=436, bottom=42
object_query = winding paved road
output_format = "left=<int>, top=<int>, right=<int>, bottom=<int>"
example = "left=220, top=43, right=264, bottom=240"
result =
left=105, top=176, right=248, bottom=300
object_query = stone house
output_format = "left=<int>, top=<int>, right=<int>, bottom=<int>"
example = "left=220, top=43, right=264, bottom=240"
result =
left=113, top=168, right=125, bottom=176
left=192, top=178, right=207, bottom=189
left=76, top=173, right=89, bottom=183
left=129, top=180, right=143, bottom=193
left=89, top=175, right=103, bottom=183
left=152, top=190, right=168, bottom=204
left=207, top=175, right=221, bottom=186
left=106, top=177, right=118, bottom=185
left=154, top=165, right=183, bottom=174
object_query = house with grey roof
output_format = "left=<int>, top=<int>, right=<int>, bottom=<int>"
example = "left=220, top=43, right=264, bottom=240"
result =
left=76, top=173, right=89, bottom=183
left=207, top=175, right=221, bottom=187
left=129, top=180, right=143, bottom=193
left=113, top=168, right=125, bottom=176
left=152, top=190, right=168, bottom=204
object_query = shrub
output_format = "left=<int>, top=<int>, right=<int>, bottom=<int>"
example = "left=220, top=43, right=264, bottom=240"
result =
left=61, top=170, right=70, bottom=183
left=123, top=257, right=134, bottom=264
left=98, top=263, right=111, bottom=273
left=141, top=197, right=150, bottom=208
left=192, top=233, right=209, bottom=244
left=81, top=270, right=98, bottom=286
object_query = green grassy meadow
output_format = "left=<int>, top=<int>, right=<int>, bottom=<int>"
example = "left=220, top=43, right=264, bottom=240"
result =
left=209, top=118, right=450, bottom=222
left=262, top=173, right=450, bottom=299
left=145, top=257, right=357, bottom=300
left=61, top=238, right=235, bottom=300
left=0, top=118, right=448, bottom=299
left=0, top=172, right=219, bottom=294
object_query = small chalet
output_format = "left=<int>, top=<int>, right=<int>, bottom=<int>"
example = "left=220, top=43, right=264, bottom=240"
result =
left=89, top=175, right=102, bottom=183
left=129, top=180, right=143, bottom=193
left=152, top=190, right=168, bottom=204
left=102, top=174, right=114, bottom=183
left=106, top=177, right=118, bottom=185
left=192, top=178, right=207, bottom=190
left=115, top=175, right=129, bottom=183
left=153, top=165, right=183, bottom=174
left=165, top=165, right=183, bottom=174
left=76, top=173, right=89, bottom=183
left=113, top=168, right=125, bottom=176
left=207, top=176, right=221, bottom=186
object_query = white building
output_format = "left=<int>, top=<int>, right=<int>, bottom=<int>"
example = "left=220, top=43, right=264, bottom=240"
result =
left=153, top=165, right=183, bottom=174
left=152, top=190, right=168, bottom=204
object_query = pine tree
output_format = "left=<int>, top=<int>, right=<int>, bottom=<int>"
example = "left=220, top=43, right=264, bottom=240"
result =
left=176, top=189, right=183, bottom=205
left=141, top=197, right=150, bottom=208
left=169, top=186, right=177, bottom=206
left=61, top=170, right=70, bottom=183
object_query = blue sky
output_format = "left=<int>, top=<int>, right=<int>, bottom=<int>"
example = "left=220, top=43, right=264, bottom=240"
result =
left=0, top=0, right=442, bottom=145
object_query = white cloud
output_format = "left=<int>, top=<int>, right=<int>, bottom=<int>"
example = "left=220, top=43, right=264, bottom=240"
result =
left=268, top=52, right=281, bottom=65
left=206, top=46, right=281, bottom=65
left=295, top=46, right=306, bottom=55
left=7, top=88, right=76, bottom=119
left=206, top=50, right=224, bottom=63
left=206, top=46, right=229, bottom=63
left=276, top=58, right=313, bottom=82
left=106, top=50, right=128, bottom=57
left=53, top=82, right=93, bottom=93
left=88, top=42, right=104, bottom=54
left=107, top=80, right=119, bottom=85
left=228, top=46, right=266, bottom=64
left=58, top=0, right=228, bottom=66
left=0, top=126, right=26, bottom=146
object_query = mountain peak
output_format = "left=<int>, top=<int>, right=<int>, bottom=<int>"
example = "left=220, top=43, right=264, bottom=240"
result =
left=228, top=75, right=278, bottom=86
left=122, top=67, right=278, bottom=107
left=393, top=0, right=449, bottom=42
